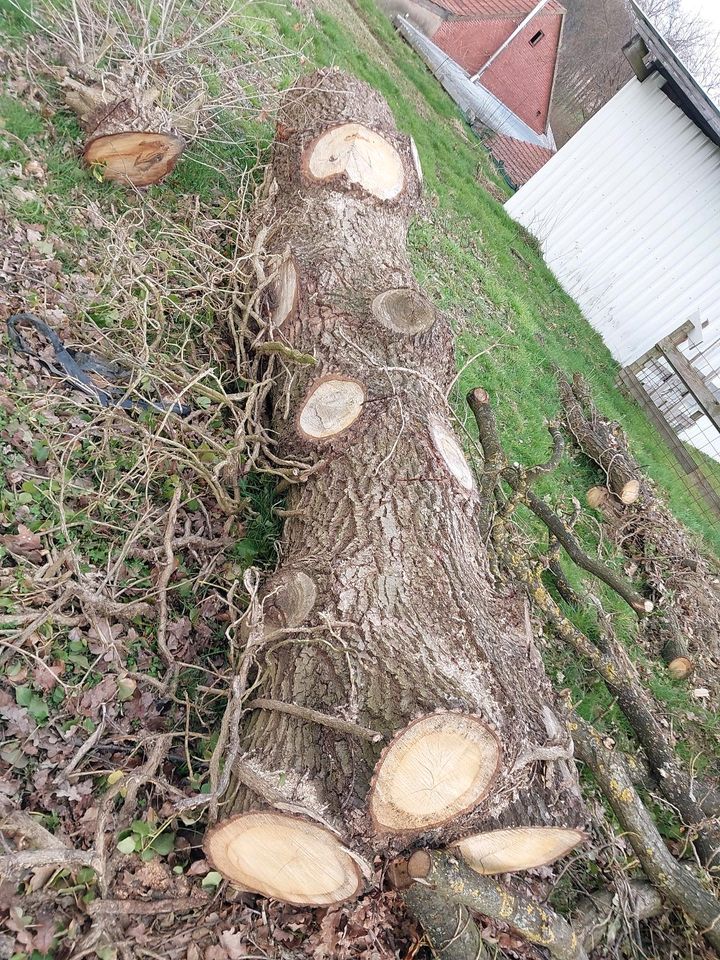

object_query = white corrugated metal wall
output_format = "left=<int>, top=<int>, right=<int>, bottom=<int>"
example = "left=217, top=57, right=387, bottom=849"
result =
left=504, top=72, right=720, bottom=367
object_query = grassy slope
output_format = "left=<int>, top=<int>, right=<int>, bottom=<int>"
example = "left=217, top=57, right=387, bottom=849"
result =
left=256, top=0, right=720, bottom=557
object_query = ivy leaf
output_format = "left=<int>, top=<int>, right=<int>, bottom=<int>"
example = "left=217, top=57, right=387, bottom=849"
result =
left=150, top=832, right=175, bottom=856
left=117, top=835, right=137, bottom=855
left=131, top=819, right=153, bottom=838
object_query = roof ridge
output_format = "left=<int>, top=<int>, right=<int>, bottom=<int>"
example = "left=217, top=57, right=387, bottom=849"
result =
left=434, top=0, right=565, bottom=18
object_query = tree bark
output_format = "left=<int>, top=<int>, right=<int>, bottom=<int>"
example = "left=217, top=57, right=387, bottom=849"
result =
left=408, top=851, right=587, bottom=960
left=404, top=883, right=489, bottom=960
left=206, top=69, right=585, bottom=903
left=572, top=718, right=720, bottom=953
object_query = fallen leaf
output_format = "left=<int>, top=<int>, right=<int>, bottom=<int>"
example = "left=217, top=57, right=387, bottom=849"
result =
left=219, top=929, right=248, bottom=959
left=2, top=524, right=44, bottom=563
left=24, top=159, right=45, bottom=180
left=32, top=659, right=65, bottom=693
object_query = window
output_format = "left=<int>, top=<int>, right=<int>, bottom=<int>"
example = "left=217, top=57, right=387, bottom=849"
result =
left=529, top=29, right=544, bottom=46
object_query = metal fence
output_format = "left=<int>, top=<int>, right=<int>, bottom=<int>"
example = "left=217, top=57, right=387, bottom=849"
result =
left=619, top=320, right=720, bottom=523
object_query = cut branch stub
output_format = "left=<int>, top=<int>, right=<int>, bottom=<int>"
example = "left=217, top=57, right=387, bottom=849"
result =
left=271, top=252, right=298, bottom=330
left=429, top=419, right=475, bottom=491
left=369, top=713, right=501, bottom=833
left=262, top=569, right=317, bottom=630
left=618, top=478, right=641, bottom=505
left=303, top=123, right=405, bottom=200
left=451, top=826, right=587, bottom=875
left=662, top=636, right=694, bottom=680
left=85, top=132, right=185, bottom=187
left=371, top=289, right=436, bottom=336
left=297, top=376, right=365, bottom=440
left=586, top=486, right=609, bottom=510
left=203, top=812, right=362, bottom=906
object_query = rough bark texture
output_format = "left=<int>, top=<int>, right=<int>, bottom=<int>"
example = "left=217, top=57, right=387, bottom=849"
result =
left=408, top=851, right=587, bottom=960
left=571, top=881, right=663, bottom=954
left=572, top=718, right=720, bottom=953
left=222, top=69, right=585, bottom=867
left=403, top=884, right=487, bottom=960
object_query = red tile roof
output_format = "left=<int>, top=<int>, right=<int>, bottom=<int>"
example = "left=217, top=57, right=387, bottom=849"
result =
left=487, top=133, right=554, bottom=187
left=434, top=8, right=564, bottom=133
left=434, top=0, right=564, bottom=17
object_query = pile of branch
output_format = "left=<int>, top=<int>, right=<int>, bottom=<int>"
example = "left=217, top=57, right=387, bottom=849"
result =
left=467, top=387, right=720, bottom=955
left=558, top=373, right=720, bottom=682
left=16, top=0, right=298, bottom=187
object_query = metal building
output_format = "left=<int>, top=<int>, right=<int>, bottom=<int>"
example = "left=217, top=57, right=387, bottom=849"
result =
left=505, top=2, right=720, bottom=369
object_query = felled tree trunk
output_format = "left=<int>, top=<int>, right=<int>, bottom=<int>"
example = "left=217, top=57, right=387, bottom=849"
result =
left=61, top=67, right=186, bottom=187
left=205, top=69, right=585, bottom=912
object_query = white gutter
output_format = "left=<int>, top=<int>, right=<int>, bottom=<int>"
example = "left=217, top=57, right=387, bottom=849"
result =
left=469, top=0, right=552, bottom=82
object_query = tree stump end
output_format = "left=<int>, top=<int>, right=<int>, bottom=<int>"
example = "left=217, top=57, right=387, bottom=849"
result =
left=302, top=122, right=405, bottom=201
left=371, top=288, right=436, bottom=336
left=203, top=812, right=362, bottom=906
left=451, top=825, right=588, bottom=875
left=297, top=375, right=366, bottom=441
left=369, top=712, right=501, bottom=834
left=84, top=131, right=185, bottom=186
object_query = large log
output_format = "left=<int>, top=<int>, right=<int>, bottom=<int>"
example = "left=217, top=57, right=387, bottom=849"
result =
left=205, top=69, right=585, bottom=908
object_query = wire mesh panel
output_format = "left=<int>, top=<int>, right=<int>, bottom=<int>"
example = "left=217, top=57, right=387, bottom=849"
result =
left=678, top=330, right=720, bottom=465
left=620, top=326, right=720, bottom=523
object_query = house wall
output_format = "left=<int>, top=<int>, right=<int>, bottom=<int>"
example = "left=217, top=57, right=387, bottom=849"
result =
left=504, top=72, right=720, bottom=365
left=432, top=11, right=563, bottom=133
left=376, top=0, right=444, bottom=36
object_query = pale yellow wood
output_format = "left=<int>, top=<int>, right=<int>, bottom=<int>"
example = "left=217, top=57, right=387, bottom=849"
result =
left=370, top=713, right=500, bottom=832
left=305, top=123, right=405, bottom=200
left=667, top=656, right=693, bottom=680
left=452, top=826, right=586, bottom=875
left=298, top=377, right=365, bottom=439
left=620, top=478, right=641, bottom=505
left=586, top=486, right=608, bottom=510
left=272, top=253, right=298, bottom=329
left=429, top=420, right=474, bottom=491
left=204, top=812, right=361, bottom=905
left=85, top=131, right=184, bottom=187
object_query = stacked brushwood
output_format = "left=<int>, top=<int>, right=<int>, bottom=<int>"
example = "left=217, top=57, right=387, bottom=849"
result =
left=558, top=373, right=720, bottom=684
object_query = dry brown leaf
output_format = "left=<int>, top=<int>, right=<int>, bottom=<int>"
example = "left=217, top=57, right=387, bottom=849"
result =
left=218, top=929, right=248, bottom=959
left=2, top=524, right=44, bottom=563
